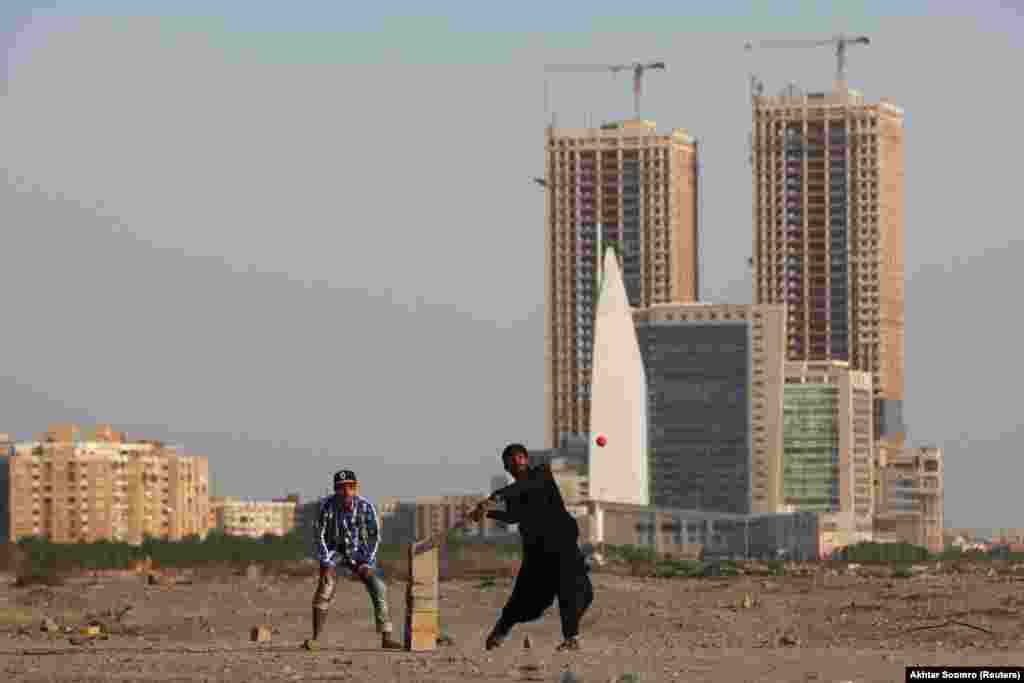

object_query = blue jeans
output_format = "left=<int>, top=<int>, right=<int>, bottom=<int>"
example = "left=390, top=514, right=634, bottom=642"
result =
left=313, top=566, right=392, bottom=634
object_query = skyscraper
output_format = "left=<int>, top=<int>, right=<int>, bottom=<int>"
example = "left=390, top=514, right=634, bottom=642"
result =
left=544, top=119, right=699, bottom=449
left=751, top=84, right=905, bottom=443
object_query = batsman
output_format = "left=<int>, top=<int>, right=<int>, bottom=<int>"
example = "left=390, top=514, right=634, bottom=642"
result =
left=468, top=443, right=594, bottom=652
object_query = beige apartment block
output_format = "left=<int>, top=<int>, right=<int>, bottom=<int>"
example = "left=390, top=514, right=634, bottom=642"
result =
left=215, top=500, right=297, bottom=538
left=632, top=302, right=787, bottom=515
left=751, top=85, right=905, bottom=443
left=874, top=446, right=943, bottom=553
left=208, top=495, right=239, bottom=531
left=549, top=465, right=588, bottom=507
left=407, top=495, right=506, bottom=541
left=783, top=361, right=875, bottom=550
left=544, top=119, right=699, bottom=449
left=526, top=436, right=590, bottom=506
left=6, top=425, right=209, bottom=544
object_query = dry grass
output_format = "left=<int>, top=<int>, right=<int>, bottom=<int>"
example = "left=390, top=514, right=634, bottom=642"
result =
left=0, top=607, right=84, bottom=629
left=14, top=571, right=66, bottom=588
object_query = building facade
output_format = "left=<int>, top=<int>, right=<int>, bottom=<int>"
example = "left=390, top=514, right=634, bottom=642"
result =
left=378, top=494, right=517, bottom=547
left=5, top=425, right=209, bottom=544
left=874, top=445, right=943, bottom=553
left=215, top=499, right=297, bottom=538
left=783, top=361, right=875, bottom=550
left=0, top=434, right=12, bottom=543
left=580, top=500, right=819, bottom=561
left=751, top=85, right=905, bottom=443
left=544, top=119, right=699, bottom=449
left=528, top=433, right=589, bottom=506
left=633, top=303, right=787, bottom=515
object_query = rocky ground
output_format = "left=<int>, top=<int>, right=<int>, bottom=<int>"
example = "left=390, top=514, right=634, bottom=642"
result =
left=1, top=560, right=1023, bottom=682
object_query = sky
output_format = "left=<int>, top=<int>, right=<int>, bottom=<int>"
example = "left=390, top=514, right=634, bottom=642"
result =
left=1, top=1, right=1022, bottom=530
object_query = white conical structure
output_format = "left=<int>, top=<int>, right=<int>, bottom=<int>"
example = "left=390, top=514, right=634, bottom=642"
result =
left=588, top=247, right=649, bottom=506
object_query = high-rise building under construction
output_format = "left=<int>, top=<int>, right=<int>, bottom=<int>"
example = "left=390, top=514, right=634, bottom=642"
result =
left=543, top=119, right=699, bottom=449
left=750, top=85, right=905, bottom=443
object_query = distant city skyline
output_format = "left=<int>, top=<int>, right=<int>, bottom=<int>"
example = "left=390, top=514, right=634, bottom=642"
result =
left=1, top=2, right=1022, bottom=529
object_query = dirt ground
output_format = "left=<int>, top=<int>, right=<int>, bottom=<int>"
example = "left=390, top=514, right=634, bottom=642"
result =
left=1, top=561, right=1023, bottom=682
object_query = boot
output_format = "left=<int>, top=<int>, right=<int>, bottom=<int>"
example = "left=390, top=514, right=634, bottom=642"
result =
left=485, top=624, right=509, bottom=651
left=303, top=608, right=328, bottom=651
left=381, top=632, right=403, bottom=649
left=555, top=635, right=581, bottom=652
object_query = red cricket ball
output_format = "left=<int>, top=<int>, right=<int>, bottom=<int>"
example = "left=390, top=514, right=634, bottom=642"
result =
left=595, top=434, right=607, bottom=448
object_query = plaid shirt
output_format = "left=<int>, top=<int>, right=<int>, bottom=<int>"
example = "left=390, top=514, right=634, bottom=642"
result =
left=316, top=494, right=381, bottom=569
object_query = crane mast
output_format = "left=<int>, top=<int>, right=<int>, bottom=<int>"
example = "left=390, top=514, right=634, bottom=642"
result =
left=745, top=34, right=870, bottom=92
left=544, top=61, right=667, bottom=121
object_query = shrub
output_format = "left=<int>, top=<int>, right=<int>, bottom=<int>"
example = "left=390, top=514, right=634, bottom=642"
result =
left=10, top=530, right=309, bottom=575
left=892, top=562, right=913, bottom=579
left=842, top=541, right=930, bottom=563
left=654, top=559, right=703, bottom=578
left=605, top=544, right=657, bottom=564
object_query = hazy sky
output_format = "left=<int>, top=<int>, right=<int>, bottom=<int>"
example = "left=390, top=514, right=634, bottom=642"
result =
left=1, top=1, right=1021, bottom=529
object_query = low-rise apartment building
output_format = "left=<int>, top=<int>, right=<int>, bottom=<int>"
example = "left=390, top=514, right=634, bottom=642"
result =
left=4, top=425, right=209, bottom=545
left=214, top=499, right=297, bottom=538
left=874, top=446, right=943, bottom=553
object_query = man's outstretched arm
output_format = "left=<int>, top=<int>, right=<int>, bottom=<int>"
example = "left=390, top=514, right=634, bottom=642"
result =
left=485, top=509, right=520, bottom=524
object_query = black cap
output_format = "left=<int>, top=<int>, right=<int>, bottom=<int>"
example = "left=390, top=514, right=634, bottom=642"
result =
left=333, top=469, right=357, bottom=486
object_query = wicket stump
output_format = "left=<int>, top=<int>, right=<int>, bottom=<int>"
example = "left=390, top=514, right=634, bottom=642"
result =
left=404, top=542, right=440, bottom=652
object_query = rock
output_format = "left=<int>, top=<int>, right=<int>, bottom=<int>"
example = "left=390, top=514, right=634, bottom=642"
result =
left=146, top=571, right=176, bottom=589
left=523, top=635, right=532, bottom=649
left=251, top=625, right=273, bottom=642
left=779, top=633, right=800, bottom=647
left=246, top=565, right=262, bottom=582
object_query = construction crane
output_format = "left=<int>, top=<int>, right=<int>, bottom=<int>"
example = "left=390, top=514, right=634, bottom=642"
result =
left=744, top=34, right=870, bottom=90
left=544, top=61, right=667, bottom=121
